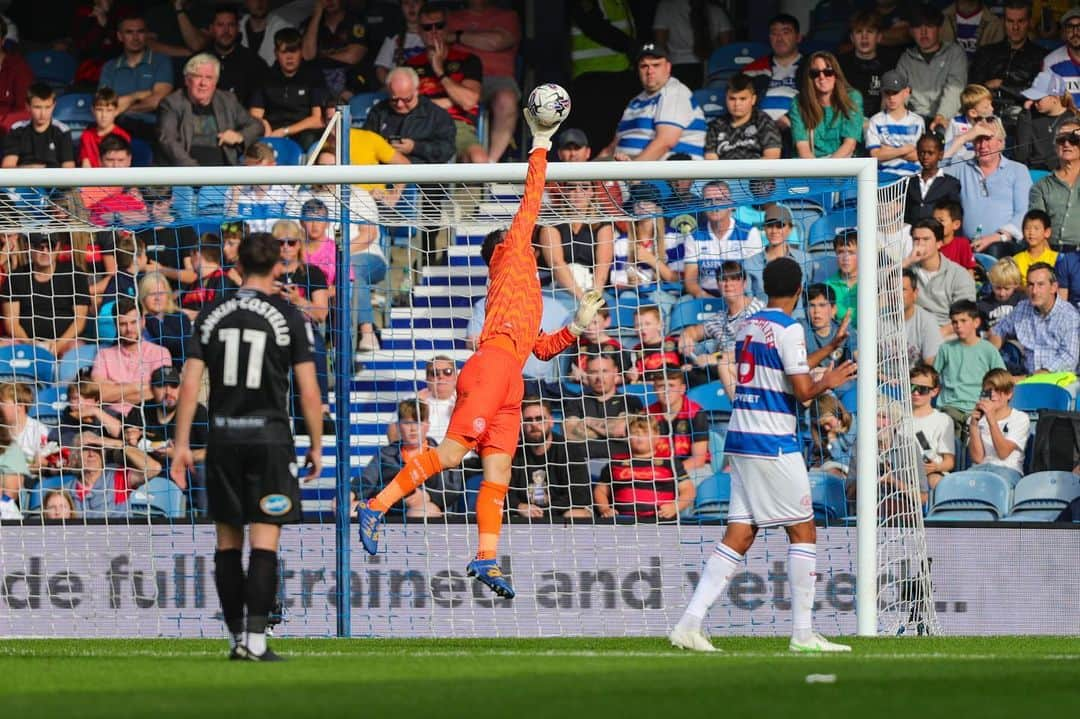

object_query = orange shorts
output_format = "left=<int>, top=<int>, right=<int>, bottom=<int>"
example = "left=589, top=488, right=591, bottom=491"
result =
left=444, top=343, right=524, bottom=456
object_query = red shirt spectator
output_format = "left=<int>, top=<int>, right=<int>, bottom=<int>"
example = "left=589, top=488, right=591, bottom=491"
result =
left=406, top=45, right=482, bottom=126
left=78, top=125, right=132, bottom=169
left=0, top=45, right=31, bottom=132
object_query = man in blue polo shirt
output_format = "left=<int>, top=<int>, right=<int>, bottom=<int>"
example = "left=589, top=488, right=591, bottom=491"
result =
left=99, top=15, right=174, bottom=141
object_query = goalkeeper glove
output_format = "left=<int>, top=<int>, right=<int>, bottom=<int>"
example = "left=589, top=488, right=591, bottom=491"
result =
left=569, top=290, right=605, bottom=336
left=524, top=108, right=562, bottom=153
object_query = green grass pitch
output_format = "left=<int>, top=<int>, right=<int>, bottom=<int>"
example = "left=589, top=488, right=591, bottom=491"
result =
left=2, top=637, right=1077, bottom=718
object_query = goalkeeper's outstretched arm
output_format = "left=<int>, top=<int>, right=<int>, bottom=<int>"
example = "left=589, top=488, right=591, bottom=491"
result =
left=532, top=290, right=605, bottom=360
left=501, top=108, right=565, bottom=254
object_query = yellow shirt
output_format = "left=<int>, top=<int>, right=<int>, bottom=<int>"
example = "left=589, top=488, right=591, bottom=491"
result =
left=348, top=129, right=396, bottom=191
left=1013, top=246, right=1058, bottom=284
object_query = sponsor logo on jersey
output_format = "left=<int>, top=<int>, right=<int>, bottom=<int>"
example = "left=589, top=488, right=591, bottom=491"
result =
left=260, top=494, right=293, bottom=516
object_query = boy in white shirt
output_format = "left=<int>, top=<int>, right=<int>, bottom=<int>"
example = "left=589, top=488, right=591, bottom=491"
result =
left=866, top=70, right=925, bottom=181
left=910, top=364, right=955, bottom=499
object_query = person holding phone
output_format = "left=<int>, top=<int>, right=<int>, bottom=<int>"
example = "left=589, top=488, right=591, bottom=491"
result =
left=967, top=368, right=1030, bottom=486
left=910, top=363, right=955, bottom=493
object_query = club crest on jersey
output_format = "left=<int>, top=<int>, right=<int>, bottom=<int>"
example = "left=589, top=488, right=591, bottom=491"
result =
left=260, top=494, right=293, bottom=516
left=473, top=417, right=487, bottom=434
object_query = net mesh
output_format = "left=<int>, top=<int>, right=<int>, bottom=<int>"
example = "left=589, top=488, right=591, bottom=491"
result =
left=0, top=152, right=935, bottom=637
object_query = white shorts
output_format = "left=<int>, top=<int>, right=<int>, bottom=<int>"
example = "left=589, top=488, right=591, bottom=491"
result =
left=727, top=453, right=814, bottom=528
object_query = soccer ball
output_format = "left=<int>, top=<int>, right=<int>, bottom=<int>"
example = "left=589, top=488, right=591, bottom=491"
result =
left=526, top=84, right=571, bottom=128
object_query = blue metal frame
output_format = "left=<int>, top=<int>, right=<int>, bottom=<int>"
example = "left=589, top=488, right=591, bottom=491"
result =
left=334, top=106, right=353, bottom=637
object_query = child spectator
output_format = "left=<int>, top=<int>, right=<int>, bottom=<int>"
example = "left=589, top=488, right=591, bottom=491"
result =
left=298, top=198, right=351, bottom=298
left=866, top=69, right=925, bottom=180
left=909, top=217, right=978, bottom=330
left=78, top=88, right=131, bottom=168
left=594, top=414, right=694, bottom=521
left=967, top=368, right=1030, bottom=485
left=1013, top=209, right=1058, bottom=284
left=1016, top=71, right=1079, bottom=172
left=826, top=229, right=859, bottom=324
left=1, top=83, right=75, bottom=168
left=809, top=392, right=856, bottom=477
left=944, top=84, right=996, bottom=161
left=646, top=367, right=710, bottom=476
left=905, top=133, right=961, bottom=224
left=227, top=143, right=290, bottom=233
left=931, top=200, right=975, bottom=271
left=0, top=382, right=49, bottom=470
left=934, top=300, right=1007, bottom=425
left=903, top=269, right=943, bottom=366
left=626, top=305, right=681, bottom=383
left=978, top=257, right=1024, bottom=331
left=838, top=10, right=902, bottom=119
left=909, top=364, right=955, bottom=492
left=219, top=221, right=244, bottom=286
left=180, top=241, right=237, bottom=318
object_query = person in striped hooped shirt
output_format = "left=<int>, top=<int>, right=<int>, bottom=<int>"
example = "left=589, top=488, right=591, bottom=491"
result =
left=602, top=43, right=706, bottom=161
left=670, top=256, right=858, bottom=654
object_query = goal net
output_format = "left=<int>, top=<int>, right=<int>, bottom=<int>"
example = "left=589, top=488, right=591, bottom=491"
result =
left=0, top=141, right=935, bottom=638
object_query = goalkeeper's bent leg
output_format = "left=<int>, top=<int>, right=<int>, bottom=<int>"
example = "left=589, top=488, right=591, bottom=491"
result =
left=368, top=448, right=445, bottom=513
left=475, top=480, right=510, bottom=560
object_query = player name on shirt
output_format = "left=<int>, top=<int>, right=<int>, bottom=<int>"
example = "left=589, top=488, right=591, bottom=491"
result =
left=199, top=294, right=293, bottom=346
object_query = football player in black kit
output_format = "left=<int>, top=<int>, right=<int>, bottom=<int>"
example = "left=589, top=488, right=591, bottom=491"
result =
left=172, top=232, right=323, bottom=662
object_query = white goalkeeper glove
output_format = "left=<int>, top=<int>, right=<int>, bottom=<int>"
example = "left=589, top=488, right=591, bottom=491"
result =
left=569, top=290, right=605, bottom=337
left=524, top=108, right=562, bottom=153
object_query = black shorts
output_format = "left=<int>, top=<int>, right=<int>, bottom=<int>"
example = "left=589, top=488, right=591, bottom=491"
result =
left=206, top=440, right=302, bottom=526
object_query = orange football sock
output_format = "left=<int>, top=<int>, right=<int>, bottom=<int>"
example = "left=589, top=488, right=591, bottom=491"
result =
left=475, top=480, right=509, bottom=560
left=368, top=448, right=443, bottom=513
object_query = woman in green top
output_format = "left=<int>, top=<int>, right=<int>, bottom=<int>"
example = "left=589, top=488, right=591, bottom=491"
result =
left=790, top=51, right=864, bottom=159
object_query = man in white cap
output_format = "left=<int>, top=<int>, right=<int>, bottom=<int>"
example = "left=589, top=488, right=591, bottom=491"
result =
left=1016, top=71, right=1075, bottom=170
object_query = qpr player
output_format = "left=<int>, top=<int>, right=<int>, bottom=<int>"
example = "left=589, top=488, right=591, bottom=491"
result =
left=670, top=256, right=858, bottom=653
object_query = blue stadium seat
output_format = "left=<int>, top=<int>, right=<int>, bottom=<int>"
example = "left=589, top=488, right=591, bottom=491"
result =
left=1005, top=471, right=1080, bottom=521
left=687, top=381, right=732, bottom=413
left=621, top=383, right=658, bottom=407
left=1012, top=382, right=1072, bottom=414
left=348, top=92, right=387, bottom=128
left=973, top=253, right=997, bottom=272
left=127, top=476, right=187, bottom=519
left=130, top=137, right=154, bottom=167
left=708, top=427, right=727, bottom=472
left=259, top=136, right=304, bottom=166
left=808, top=470, right=847, bottom=524
left=692, top=88, right=726, bottom=121
left=0, top=343, right=56, bottom=385
left=667, top=297, right=723, bottom=333
left=27, top=50, right=77, bottom=89
left=806, top=213, right=856, bottom=249
left=52, top=93, right=95, bottom=129
left=928, top=470, right=1012, bottom=520
left=705, top=42, right=767, bottom=87
left=809, top=254, right=838, bottom=285
left=29, top=384, right=67, bottom=423
left=694, top=471, right=730, bottom=520
left=783, top=199, right=826, bottom=240
left=838, top=386, right=857, bottom=415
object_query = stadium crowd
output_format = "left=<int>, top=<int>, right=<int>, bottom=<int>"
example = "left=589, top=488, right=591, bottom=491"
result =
left=0, top=0, right=1079, bottom=523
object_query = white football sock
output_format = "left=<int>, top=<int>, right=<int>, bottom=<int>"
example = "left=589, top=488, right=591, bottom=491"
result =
left=789, top=543, right=817, bottom=642
left=246, top=631, right=267, bottom=656
left=681, top=543, right=744, bottom=628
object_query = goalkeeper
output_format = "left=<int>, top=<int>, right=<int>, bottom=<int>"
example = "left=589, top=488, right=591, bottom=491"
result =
left=357, top=103, right=604, bottom=599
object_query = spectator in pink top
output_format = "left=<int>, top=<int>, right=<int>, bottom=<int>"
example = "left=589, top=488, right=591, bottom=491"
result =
left=90, top=296, right=171, bottom=416
left=447, top=0, right=521, bottom=162
left=299, top=198, right=353, bottom=297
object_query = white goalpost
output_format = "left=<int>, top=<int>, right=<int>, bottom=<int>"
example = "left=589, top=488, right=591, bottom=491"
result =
left=0, top=151, right=936, bottom=638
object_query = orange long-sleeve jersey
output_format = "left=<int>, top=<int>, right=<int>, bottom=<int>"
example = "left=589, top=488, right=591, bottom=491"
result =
left=478, top=148, right=576, bottom=366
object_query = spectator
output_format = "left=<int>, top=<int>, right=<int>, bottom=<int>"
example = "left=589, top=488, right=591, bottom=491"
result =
left=931, top=200, right=975, bottom=272
left=508, top=396, right=593, bottom=521
left=969, top=1, right=1046, bottom=128
left=838, top=10, right=901, bottom=120
left=1014, top=209, right=1058, bottom=283
left=249, top=27, right=327, bottom=150
left=866, top=70, right=925, bottom=180
left=569, top=305, right=622, bottom=384
left=1041, top=8, right=1080, bottom=108
left=0, top=415, right=25, bottom=516
left=563, top=351, right=643, bottom=461
left=808, top=393, right=856, bottom=477
left=447, top=0, right=522, bottom=163
left=157, top=53, right=264, bottom=167
left=904, top=269, right=944, bottom=366
left=71, top=1, right=133, bottom=87
left=42, top=490, right=75, bottom=521
left=906, top=133, right=962, bottom=224
left=180, top=240, right=238, bottom=318
left=298, top=199, right=347, bottom=297
left=352, top=398, right=463, bottom=519
left=374, top=0, right=424, bottom=87
left=909, top=217, right=978, bottom=330
left=363, top=66, right=456, bottom=164
left=602, top=43, right=706, bottom=161
left=239, top=0, right=294, bottom=67
left=989, top=262, right=1080, bottom=377
left=138, top=271, right=191, bottom=373
left=873, top=0, right=914, bottom=47
left=148, top=0, right=213, bottom=60
left=0, top=382, right=47, bottom=484
left=1, top=83, right=75, bottom=168
left=53, top=378, right=124, bottom=449
left=646, top=367, right=710, bottom=477
left=1, top=233, right=93, bottom=382
left=86, top=136, right=149, bottom=228
left=934, top=300, right=1007, bottom=420
left=743, top=13, right=803, bottom=135
left=69, top=433, right=160, bottom=518
left=1016, top=71, right=1078, bottom=172
left=703, top=72, right=781, bottom=161
left=537, top=181, right=614, bottom=302
left=388, top=355, right=457, bottom=443
left=943, top=84, right=997, bottom=162
left=99, top=14, right=174, bottom=141
left=226, top=142, right=290, bottom=232
left=78, top=88, right=132, bottom=169
left=677, top=261, right=765, bottom=396
left=743, top=205, right=807, bottom=300
left=653, top=0, right=732, bottom=89
left=947, top=116, right=1031, bottom=257
left=613, top=200, right=684, bottom=309
left=790, top=50, right=863, bottom=159
left=188, top=4, right=266, bottom=107
left=1056, top=249, right=1080, bottom=309
left=978, top=256, right=1024, bottom=331
left=896, top=4, right=967, bottom=133
left=1029, top=118, right=1080, bottom=250
left=595, top=413, right=694, bottom=521
left=940, top=1, right=1004, bottom=60
left=682, top=181, right=763, bottom=298
left=301, top=0, right=369, bottom=99
left=90, top=296, right=171, bottom=416
left=801, top=283, right=857, bottom=394
left=825, top=230, right=859, bottom=325
left=910, top=363, right=955, bottom=492
left=625, top=305, right=681, bottom=382
left=0, top=15, right=31, bottom=133
left=967, top=368, right=1030, bottom=484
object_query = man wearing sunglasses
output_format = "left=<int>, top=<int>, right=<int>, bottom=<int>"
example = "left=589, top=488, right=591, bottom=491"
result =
left=386, top=356, right=458, bottom=444
left=1030, top=119, right=1080, bottom=249
left=1041, top=7, right=1080, bottom=108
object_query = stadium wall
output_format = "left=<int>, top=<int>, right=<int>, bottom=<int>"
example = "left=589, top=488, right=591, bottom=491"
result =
left=1, top=525, right=1076, bottom=637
